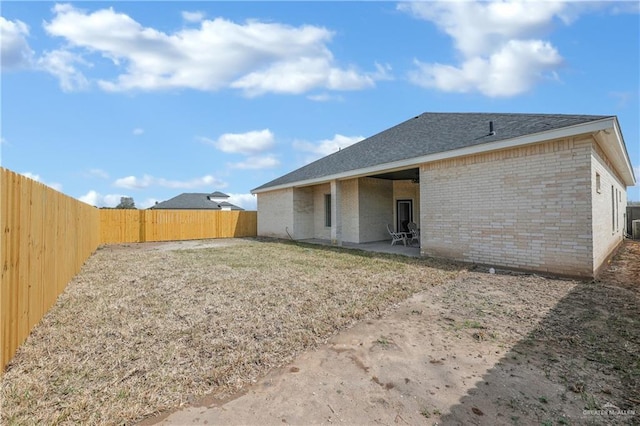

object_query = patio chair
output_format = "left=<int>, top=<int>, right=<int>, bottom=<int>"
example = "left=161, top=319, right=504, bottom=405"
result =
left=406, top=222, right=420, bottom=246
left=386, top=224, right=407, bottom=246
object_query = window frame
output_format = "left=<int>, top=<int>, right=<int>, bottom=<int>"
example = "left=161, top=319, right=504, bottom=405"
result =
left=324, top=193, right=331, bottom=228
left=611, top=185, right=615, bottom=234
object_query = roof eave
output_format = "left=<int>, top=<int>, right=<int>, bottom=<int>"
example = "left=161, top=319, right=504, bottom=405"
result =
left=593, top=118, right=636, bottom=186
left=253, top=118, right=625, bottom=194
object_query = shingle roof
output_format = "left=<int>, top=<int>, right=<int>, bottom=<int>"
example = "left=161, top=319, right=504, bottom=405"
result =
left=253, top=112, right=611, bottom=192
left=150, top=193, right=244, bottom=210
left=209, top=191, right=230, bottom=199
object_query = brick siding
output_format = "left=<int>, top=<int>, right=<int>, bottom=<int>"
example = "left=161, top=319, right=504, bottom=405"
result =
left=420, top=137, right=596, bottom=277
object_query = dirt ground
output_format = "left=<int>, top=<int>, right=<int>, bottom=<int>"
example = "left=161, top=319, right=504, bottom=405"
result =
left=2, top=238, right=457, bottom=424
left=2, top=239, right=638, bottom=425
left=148, top=240, right=640, bottom=426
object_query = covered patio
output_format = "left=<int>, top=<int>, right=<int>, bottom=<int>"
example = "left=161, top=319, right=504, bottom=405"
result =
left=312, top=168, right=422, bottom=246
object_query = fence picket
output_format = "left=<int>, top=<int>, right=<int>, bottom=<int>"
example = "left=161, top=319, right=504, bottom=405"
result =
left=0, top=169, right=99, bottom=369
left=99, top=209, right=256, bottom=243
left=2, top=167, right=257, bottom=371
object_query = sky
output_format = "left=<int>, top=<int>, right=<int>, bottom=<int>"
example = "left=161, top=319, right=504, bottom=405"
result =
left=1, top=1, right=639, bottom=210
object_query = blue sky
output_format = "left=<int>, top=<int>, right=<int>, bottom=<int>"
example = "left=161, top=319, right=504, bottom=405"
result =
left=1, top=1, right=639, bottom=209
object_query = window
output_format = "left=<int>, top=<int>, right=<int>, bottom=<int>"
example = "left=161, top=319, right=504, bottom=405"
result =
left=616, top=189, right=619, bottom=231
left=611, top=186, right=615, bottom=233
left=596, top=172, right=601, bottom=193
left=324, top=194, right=331, bottom=227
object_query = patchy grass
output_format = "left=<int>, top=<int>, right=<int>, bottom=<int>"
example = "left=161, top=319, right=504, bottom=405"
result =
left=0, top=239, right=459, bottom=425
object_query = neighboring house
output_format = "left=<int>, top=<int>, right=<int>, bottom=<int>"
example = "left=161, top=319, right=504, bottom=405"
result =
left=150, top=192, right=244, bottom=211
left=252, top=112, right=636, bottom=278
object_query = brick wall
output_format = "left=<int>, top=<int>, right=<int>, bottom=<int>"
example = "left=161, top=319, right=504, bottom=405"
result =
left=591, top=141, right=626, bottom=273
left=358, top=177, right=393, bottom=242
left=420, top=137, right=596, bottom=277
left=257, top=187, right=294, bottom=238
left=341, top=179, right=359, bottom=243
left=293, top=187, right=314, bottom=239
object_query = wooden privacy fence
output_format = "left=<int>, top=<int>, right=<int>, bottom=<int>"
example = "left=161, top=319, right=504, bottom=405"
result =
left=100, top=209, right=257, bottom=243
left=2, top=166, right=258, bottom=371
left=1, top=168, right=101, bottom=371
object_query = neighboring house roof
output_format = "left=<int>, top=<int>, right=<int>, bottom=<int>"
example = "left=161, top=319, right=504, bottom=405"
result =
left=150, top=193, right=244, bottom=210
left=253, top=112, right=636, bottom=193
left=209, top=191, right=230, bottom=199
left=218, top=201, right=239, bottom=210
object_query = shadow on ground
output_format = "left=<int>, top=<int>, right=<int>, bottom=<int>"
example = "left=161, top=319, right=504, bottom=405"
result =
left=439, top=244, right=640, bottom=425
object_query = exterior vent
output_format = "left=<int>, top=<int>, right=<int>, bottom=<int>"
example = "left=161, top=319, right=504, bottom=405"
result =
left=489, top=121, right=495, bottom=136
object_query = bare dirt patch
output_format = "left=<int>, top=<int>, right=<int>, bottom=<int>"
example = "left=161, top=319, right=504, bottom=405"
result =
left=154, top=243, right=639, bottom=426
left=1, top=239, right=638, bottom=425
left=0, top=238, right=458, bottom=425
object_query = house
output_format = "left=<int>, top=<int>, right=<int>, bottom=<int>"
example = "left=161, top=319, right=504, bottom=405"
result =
left=252, top=113, right=636, bottom=278
left=150, top=191, right=244, bottom=211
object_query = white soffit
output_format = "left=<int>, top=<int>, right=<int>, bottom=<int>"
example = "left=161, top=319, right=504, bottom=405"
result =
left=594, top=118, right=636, bottom=186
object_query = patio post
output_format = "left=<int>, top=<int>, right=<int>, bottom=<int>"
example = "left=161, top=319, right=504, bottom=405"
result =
left=330, top=179, right=342, bottom=245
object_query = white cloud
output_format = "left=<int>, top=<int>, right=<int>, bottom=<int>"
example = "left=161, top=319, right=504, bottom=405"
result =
left=21, top=172, right=41, bottom=181
left=138, top=197, right=160, bottom=209
left=293, top=134, right=364, bottom=162
left=132, top=128, right=144, bottom=135
left=37, top=49, right=90, bottom=92
left=78, top=190, right=99, bottom=206
left=409, top=40, right=562, bottom=97
left=113, top=175, right=151, bottom=189
left=210, top=130, right=280, bottom=169
left=182, top=11, right=205, bottom=23
left=42, top=4, right=384, bottom=95
left=50, top=182, right=63, bottom=191
left=78, top=190, right=102, bottom=206
left=232, top=58, right=372, bottom=97
left=634, top=166, right=640, bottom=186
left=79, top=190, right=131, bottom=207
left=103, top=193, right=127, bottom=207
left=229, top=155, right=280, bottom=170
left=399, top=1, right=570, bottom=97
left=400, top=2, right=570, bottom=57
left=114, top=174, right=227, bottom=189
left=19, top=171, right=63, bottom=192
left=1, top=17, right=34, bottom=70
left=226, top=193, right=257, bottom=210
left=1, top=13, right=89, bottom=90
left=211, top=129, right=275, bottom=155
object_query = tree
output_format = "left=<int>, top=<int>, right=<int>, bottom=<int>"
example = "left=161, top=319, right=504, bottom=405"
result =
left=116, top=196, right=136, bottom=209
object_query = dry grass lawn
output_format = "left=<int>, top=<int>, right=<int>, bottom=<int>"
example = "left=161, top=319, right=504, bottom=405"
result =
left=0, top=238, right=460, bottom=425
